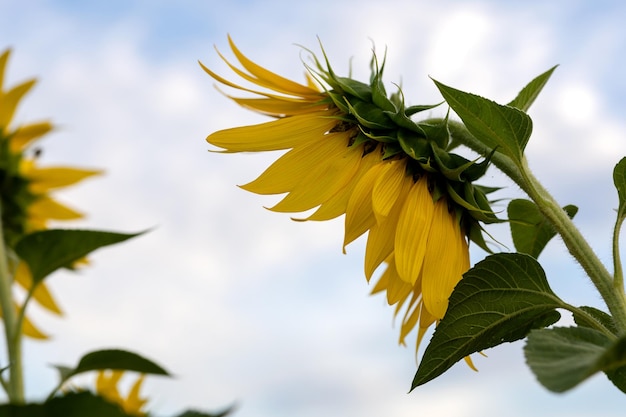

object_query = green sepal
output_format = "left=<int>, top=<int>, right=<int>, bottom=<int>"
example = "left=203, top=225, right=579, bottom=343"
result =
left=359, top=127, right=398, bottom=144
left=508, top=199, right=577, bottom=259
left=525, top=326, right=626, bottom=393
left=412, top=253, right=563, bottom=390
left=369, top=53, right=396, bottom=113
left=433, top=78, right=533, bottom=164
left=417, top=117, right=450, bottom=150
left=381, top=142, right=404, bottom=159
left=508, top=65, right=558, bottom=112
left=343, top=97, right=394, bottom=130
left=405, top=102, right=443, bottom=116
left=14, top=229, right=146, bottom=285
left=397, top=129, right=430, bottom=161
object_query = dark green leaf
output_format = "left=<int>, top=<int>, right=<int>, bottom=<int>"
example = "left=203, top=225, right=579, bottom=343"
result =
left=0, top=392, right=131, bottom=417
left=176, top=404, right=237, bottom=417
left=14, top=229, right=145, bottom=284
left=433, top=79, right=533, bottom=163
left=53, top=349, right=170, bottom=390
left=525, top=326, right=626, bottom=393
left=508, top=199, right=578, bottom=258
left=507, top=66, right=558, bottom=112
left=412, top=253, right=564, bottom=390
left=573, top=306, right=618, bottom=335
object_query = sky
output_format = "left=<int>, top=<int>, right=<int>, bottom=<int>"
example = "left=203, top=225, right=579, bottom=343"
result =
left=1, top=0, right=626, bottom=416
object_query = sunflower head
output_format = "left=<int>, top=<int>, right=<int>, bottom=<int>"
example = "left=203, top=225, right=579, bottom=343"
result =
left=0, top=48, right=101, bottom=247
left=0, top=48, right=101, bottom=339
left=204, top=38, right=500, bottom=354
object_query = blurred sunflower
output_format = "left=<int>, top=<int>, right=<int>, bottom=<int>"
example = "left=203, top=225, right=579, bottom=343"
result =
left=95, top=371, right=148, bottom=416
left=203, top=37, right=498, bottom=357
left=0, top=48, right=101, bottom=339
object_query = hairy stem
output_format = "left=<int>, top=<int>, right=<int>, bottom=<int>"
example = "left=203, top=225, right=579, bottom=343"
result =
left=446, top=119, right=626, bottom=333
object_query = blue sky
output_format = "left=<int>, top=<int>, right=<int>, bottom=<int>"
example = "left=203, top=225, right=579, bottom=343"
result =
left=2, top=1, right=626, bottom=416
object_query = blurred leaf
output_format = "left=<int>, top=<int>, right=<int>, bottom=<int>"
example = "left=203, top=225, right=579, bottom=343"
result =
left=507, top=66, right=558, bottom=112
left=525, top=326, right=626, bottom=393
left=14, top=229, right=145, bottom=285
left=508, top=199, right=578, bottom=258
left=412, top=253, right=564, bottom=390
left=176, top=404, right=237, bottom=417
left=53, top=349, right=169, bottom=391
left=433, top=79, right=532, bottom=164
left=613, top=157, right=626, bottom=223
left=0, top=392, right=131, bottom=417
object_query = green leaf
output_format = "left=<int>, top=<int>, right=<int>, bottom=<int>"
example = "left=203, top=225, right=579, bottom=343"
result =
left=433, top=79, right=533, bottom=163
left=507, top=66, right=558, bottom=112
left=14, top=229, right=145, bottom=285
left=508, top=199, right=578, bottom=258
left=613, top=157, right=626, bottom=222
left=524, top=326, right=626, bottom=393
left=411, top=253, right=563, bottom=390
left=52, top=349, right=170, bottom=393
left=0, top=392, right=132, bottom=417
left=176, top=404, right=237, bottom=417
left=573, top=306, right=618, bottom=335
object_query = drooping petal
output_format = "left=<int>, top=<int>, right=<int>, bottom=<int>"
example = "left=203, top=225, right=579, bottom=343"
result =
left=394, top=177, right=434, bottom=284
left=421, top=200, right=469, bottom=319
left=371, top=159, right=408, bottom=223
left=207, top=111, right=337, bottom=152
left=302, top=145, right=382, bottom=221
left=364, top=168, right=412, bottom=279
left=227, top=35, right=320, bottom=97
left=343, top=162, right=387, bottom=250
left=242, top=131, right=352, bottom=195
left=268, top=134, right=362, bottom=213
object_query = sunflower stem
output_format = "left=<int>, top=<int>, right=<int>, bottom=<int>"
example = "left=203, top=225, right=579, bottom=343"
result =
left=446, top=119, right=626, bottom=333
left=0, top=204, right=24, bottom=403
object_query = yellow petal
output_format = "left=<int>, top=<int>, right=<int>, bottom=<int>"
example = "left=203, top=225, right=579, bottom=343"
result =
left=206, top=111, right=337, bottom=152
left=301, top=144, right=382, bottom=221
left=9, top=121, right=53, bottom=151
left=0, top=49, right=10, bottom=90
left=342, top=162, right=386, bottom=250
left=0, top=79, right=37, bottom=128
left=371, top=159, right=408, bottom=223
left=124, top=375, right=148, bottom=415
left=229, top=96, right=327, bottom=117
left=268, top=134, right=361, bottom=213
left=21, top=313, right=49, bottom=339
left=382, top=255, right=414, bottom=305
left=28, top=196, right=83, bottom=222
left=364, top=170, right=412, bottom=279
left=242, top=133, right=346, bottom=195
left=227, top=35, right=320, bottom=97
left=421, top=200, right=470, bottom=319
left=13, top=261, right=63, bottom=315
left=26, top=167, right=102, bottom=194
left=394, top=177, right=434, bottom=284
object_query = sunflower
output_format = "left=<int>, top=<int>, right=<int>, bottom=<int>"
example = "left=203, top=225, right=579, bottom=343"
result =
left=95, top=371, right=148, bottom=416
left=203, top=37, right=497, bottom=356
left=0, top=48, right=100, bottom=338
